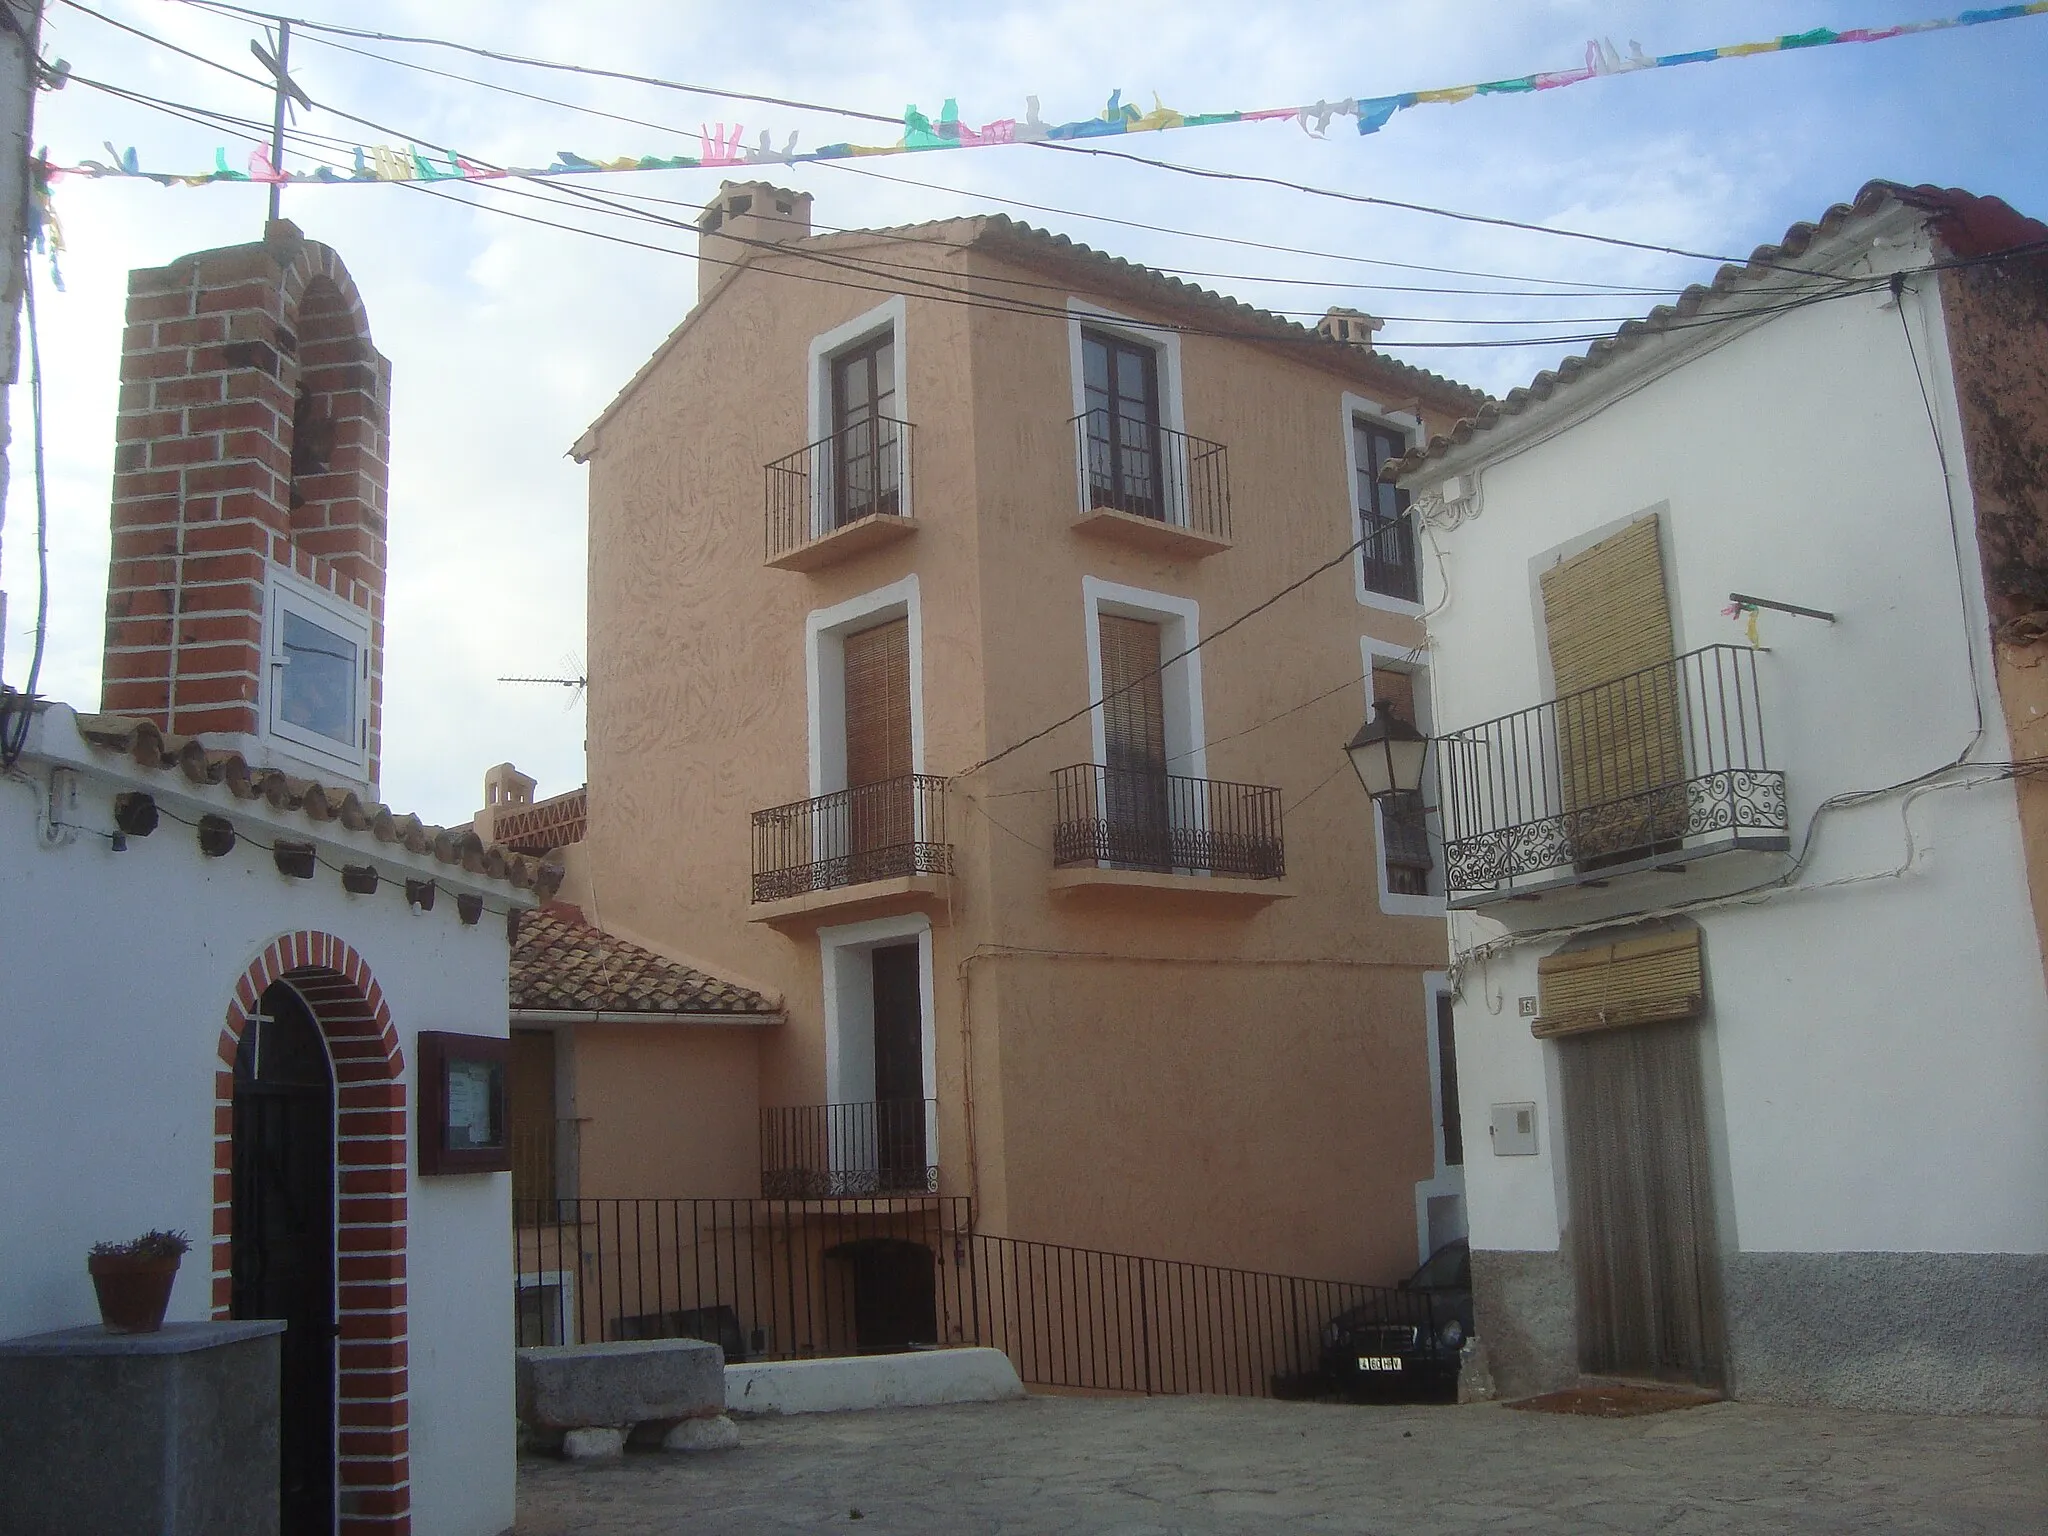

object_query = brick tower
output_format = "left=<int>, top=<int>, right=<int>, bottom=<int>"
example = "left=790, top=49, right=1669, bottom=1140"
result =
left=101, top=220, right=391, bottom=787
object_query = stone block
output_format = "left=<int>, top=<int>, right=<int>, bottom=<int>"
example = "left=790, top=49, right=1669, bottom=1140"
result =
left=0, top=1320, right=284, bottom=1536
left=517, top=1338, right=726, bottom=1430
left=561, top=1427, right=627, bottom=1461
left=725, top=1347, right=1026, bottom=1417
left=662, top=1415, right=740, bottom=1452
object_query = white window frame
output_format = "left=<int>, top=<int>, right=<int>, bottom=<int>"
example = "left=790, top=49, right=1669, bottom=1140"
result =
left=515, top=1268, right=578, bottom=1346
left=1067, top=299, right=1189, bottom=523
left=806, top=296, right=912, bottom=532
left=819, top=912, right=940, bottom=1184
left=1411, top=970, right=1468, bottom=1265
left=1341, top=391, right=1425, bottom=616
left=1363, top=636, right=1443, bottom=917
left=261, top=563, right=371, bottom=779
left=1084, top=576, right=1206, bottom=781
left=805, top=574, right=924, bottom=800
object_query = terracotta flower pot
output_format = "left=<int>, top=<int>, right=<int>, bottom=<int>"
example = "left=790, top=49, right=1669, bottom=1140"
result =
left=88, top=1253, right=182, bottom=1334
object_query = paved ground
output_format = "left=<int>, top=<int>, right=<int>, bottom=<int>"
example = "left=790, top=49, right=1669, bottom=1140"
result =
left=516, top=1393, right=2047, bottom=1534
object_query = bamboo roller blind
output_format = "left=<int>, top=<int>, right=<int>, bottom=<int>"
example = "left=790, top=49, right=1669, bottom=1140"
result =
left=1100, top=614, right=1167, bottom=772
left=1534, top=928, right=1704, bottom=1039
left=1540, top=516, right=1684, bottom=847
left=844, top=618, right=912, bottom=789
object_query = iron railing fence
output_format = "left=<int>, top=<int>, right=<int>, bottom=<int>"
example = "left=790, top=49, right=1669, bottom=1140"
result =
left=1438, top=643, right=1788, bottom=902
left=751, top=774, right=952, bottom=903
left=765, top=416, right=916, bottom=562
left=511, top=1118, right=580, bottom=1211
left=1358, top=508, right=1420, bottom=603
left=514, top=1197, right=975, bottom=1359
left=511, top=1197, right=1438, bottom=1398
left=1050, top=763, right=1285, bottom=879
left=1071, top=410, right=1231, bottom=541
left=1379, top=790, right=1433, bottom=894
left=761, top=1100, right=940, bottom=1197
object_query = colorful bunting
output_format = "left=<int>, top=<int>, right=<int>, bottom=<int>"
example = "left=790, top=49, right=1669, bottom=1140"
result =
left=46, top=6, right=2048, bottom=190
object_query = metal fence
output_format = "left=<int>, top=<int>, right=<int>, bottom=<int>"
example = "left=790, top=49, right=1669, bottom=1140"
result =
left=751, top=774, right=952, bottom=903
left=1050, top=763, right=1285, bottom=879
left=765, top=417, right=916, bottom=562
left=513, top=1198, right=1434, bottom=1398
left=1438, top=643, right=1788, bottom=901
left=1072, top=410, right=1231, bottom=541
left=760, top=1100, right=940, bottom=1197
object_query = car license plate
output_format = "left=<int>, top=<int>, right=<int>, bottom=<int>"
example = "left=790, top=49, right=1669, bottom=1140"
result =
left=1358, top=1356, right=1403, bottom=1372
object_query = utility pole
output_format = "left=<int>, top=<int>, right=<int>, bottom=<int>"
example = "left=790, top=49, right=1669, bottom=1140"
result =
left=0, top=0, right=43, bottom=682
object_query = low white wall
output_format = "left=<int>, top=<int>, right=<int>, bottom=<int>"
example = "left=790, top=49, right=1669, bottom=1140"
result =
left=725, top=1348, right=1025, bottom=1416
left=0, top=709, right=523, bottom=1536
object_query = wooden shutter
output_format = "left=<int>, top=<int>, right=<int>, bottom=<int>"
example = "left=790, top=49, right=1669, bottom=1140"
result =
left=1533, top=928, right=1704, bottom=1039
left=844, top=619, right=911, bottom=789
left=1539, top=516, right=1685, bottom=859
left=1099, top=615, right=1167, bottom=772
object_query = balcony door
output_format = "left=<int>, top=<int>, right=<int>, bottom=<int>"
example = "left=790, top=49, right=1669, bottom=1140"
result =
left=871, top=943, right=928, bottom=1188
left=1081, top=329, right=1163, bottom=519
left=832, top=334, right=899, bottom=526
left=1099, top=613, right=1172, bottom=870
left=844, top=617, right=913, bottom=881
left=1540, top=515, right=1686, bottom=865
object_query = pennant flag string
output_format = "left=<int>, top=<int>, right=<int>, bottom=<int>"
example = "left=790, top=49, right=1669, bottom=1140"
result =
left=47, top=6, right=2048, bottom=189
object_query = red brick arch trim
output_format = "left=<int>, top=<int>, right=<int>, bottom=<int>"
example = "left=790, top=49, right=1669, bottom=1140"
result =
left=216, top=931, right=410, bottom=1534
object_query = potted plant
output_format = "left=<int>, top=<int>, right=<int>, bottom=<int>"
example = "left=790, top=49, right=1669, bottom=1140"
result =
left=87, top=1229, right=191, bottom=1334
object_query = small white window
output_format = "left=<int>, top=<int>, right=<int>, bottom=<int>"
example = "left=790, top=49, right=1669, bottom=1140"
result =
left=264, top=567, right=370, bottom=777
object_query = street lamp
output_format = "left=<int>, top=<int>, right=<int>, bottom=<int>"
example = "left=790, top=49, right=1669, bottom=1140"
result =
left=1344, top=705, right=1429, bottom=802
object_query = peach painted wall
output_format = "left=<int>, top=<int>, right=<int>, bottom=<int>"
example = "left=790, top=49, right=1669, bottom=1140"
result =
left=579, top=210, right=1473, bottom=1282
left=572, top=1027, right=761, bottom=1199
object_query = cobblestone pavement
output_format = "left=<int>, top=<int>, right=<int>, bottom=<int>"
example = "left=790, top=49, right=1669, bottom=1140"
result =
left=516, top=1393, right=2047, bottom=1534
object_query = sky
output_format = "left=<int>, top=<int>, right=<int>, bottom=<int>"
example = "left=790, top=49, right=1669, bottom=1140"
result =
left=3, top=0, right=2044, bottom=827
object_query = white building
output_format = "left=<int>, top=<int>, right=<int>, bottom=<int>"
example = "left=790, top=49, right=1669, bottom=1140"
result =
left=0, top=703, right=556, bottom=1532
left=1391, top=181, right=2048, bottom=1413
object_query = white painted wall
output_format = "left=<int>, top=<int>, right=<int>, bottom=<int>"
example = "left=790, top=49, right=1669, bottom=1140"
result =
left=1416, top=237, right=2048, bottom=1261
left=0, top=705, right=524, bottom=1536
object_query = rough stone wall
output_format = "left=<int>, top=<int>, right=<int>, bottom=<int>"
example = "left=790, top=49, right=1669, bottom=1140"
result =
left=101, top=221, right=391, bottom=781
left=1468, top=1248, right=1578, bottom=1400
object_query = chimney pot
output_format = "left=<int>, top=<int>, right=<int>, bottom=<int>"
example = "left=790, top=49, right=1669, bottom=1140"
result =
left=1319, top=306, right=1385, bottom=350
left=697, top=181, right=813, bottom=303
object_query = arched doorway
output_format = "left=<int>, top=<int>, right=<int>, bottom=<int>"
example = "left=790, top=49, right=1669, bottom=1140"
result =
left=216, top=932, right=410, bottom=1531
left=233, top=981, right=337, bottom=1535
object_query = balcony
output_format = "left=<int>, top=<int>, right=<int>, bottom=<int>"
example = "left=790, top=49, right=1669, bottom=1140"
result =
left=751, top=774, right=952, bottom=921
left=1438, top=644, right=1789, bottom=907
left=760, top=1099, right=940, bottom=1198
left=1049, top=763, right=1288, bottom=904
left=765, top=417, right=918, bottom=571
left=1070, top=411, right=1231, bottom=558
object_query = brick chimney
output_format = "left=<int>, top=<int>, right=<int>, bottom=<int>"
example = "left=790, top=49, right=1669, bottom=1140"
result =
left=101, top=221, right=392, bottom=786
left=1318, top=306, right=1385, bottom=350
left=696, top=182, right=812, bottom=303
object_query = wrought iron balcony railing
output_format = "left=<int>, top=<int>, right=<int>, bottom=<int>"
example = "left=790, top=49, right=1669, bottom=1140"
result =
left=1071, top=410, right=1231, bottom=541
left=751, top=774, right=952, bottom=904
left=1438, top=643, right=1788, bottom=904
left=760, top=1099, right=940, bottom=1197
left=1051, top=763, right=1285, bottom=880
left=765, top=416, right=916, bottom=562
left=1359, top=510, right=1420, bottom=603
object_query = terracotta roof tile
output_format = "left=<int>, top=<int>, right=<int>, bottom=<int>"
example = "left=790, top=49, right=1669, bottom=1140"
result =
left=72, top=712, right=561, bottom=898
left=1386, top=180, right=2048, bottom=481
left=511, top=904, right=781, bottom=1018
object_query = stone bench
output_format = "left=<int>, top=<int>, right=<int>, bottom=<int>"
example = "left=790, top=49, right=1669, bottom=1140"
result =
left=517, top=1338, right=737, bottom=1459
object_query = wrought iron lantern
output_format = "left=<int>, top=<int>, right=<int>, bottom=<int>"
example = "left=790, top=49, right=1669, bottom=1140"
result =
left=1344, top=704, right=1429, bottom=802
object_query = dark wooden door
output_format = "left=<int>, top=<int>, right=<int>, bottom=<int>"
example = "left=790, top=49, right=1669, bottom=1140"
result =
left=844, top=619, right=914, bottom=878
left=1099, top=613, right=1172, bottom=868
left=871, top=943, right=926, bottom=1186
left=232, top=982, right=336, bottom=1536
left=831, top=1238, right=938, bottom=1353
left=832, top=334, right=899, bottom=524
left=1559, top=1020, right=1723, bottom=1385
left=1081, top=329, right=1163, bottom=518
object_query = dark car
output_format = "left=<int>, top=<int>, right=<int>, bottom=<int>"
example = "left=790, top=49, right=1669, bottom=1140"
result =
left=1318, top=1238, right=1473, bottom=1402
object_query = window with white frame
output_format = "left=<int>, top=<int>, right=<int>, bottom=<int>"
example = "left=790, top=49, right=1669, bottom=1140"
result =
left=1364, top=645, right=1442, bottom=913
left=806, top=297, right=911, bottom=533
left=264, top=566, right=370, bottom=777
left=1354, top=416, right=1419, bottom=602
left=1067, top=302, right=1187, bottom=522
